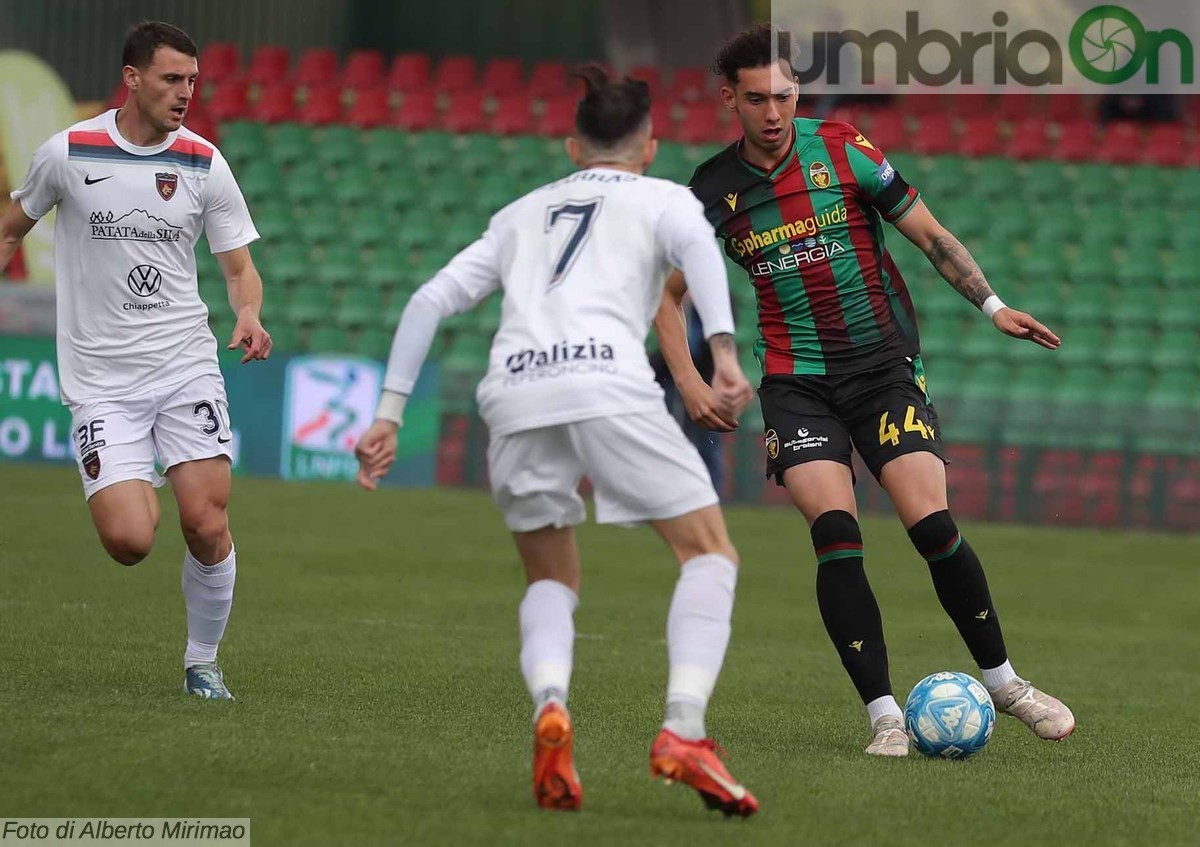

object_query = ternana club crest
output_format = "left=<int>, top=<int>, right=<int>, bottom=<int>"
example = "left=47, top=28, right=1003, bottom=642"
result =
left=156, top=172, right=179, bottom=201
left=808, top=161, right=831, bottom=190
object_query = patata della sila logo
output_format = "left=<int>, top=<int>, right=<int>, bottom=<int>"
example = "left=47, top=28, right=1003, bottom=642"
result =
left=792, top=5, right=1194, bottom=86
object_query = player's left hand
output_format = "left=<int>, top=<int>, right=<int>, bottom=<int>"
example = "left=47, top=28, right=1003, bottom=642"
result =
left=993, top=308, right=1061, bottom=351
left=355, top=420, right=399, bottom=491
left=229, top=312, right=272, bottom=364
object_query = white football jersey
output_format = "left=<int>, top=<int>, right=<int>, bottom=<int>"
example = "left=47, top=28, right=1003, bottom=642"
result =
left=398, top=167, right=731, bottom=437
left=10, top=109, right=258, bottom=404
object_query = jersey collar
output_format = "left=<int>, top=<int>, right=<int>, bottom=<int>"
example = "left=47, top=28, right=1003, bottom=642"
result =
left=104, top=109, right=180, bottom=157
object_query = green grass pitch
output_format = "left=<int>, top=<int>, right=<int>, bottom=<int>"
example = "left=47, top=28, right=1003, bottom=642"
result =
left=1, top=463, right=1197, bottom=845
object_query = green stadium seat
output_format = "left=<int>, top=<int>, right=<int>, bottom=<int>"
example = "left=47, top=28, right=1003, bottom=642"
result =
left=1112, top=258, right=1162, bottom=289
left=219, top=121, right=269, bottom=167
left=297, top=213, right=341, bottom=246
left=335, top=287, right=389, bottom=328
left=1102, top=327, right=1156, bottom=369
left=1066, top=255, right=1116, bottom=289
left=1122, top=168, right=1167, bottom=208
left=287, top=283, right=337, bottom=324
left=409, top=131, right=457, bottom=171
left=354, top=327, right=394, bottom=360
left=1072, top=164, right=1112, bottom=205
left=1167, top=170, right=1200, bottom=205
left=313, top=246, right=363, bottom=288
left=1162, top=263, right=1200, bottom=289
left=268, top=124, right=314, bottom=168
left=396, top=216, right=442, bottom=252
left=238, top=161, right=284, bottom=206
left=360, top=129, right=410, bottom=172
left=263, top=244, right=311, bottom=287
left=1020, top=161, right=1070, bottom=204
left=1158, top=290, right=1200, bottom=330
left=306, top=325, right=353, bottom=353
left=1057, top=325, right=1107, bottom=367
left=962, top=324, right=1010, bottom=361
left=345, top=207, right=393, bottom=250
left=1111, top=288, right=1160, bottom=327
left=251, top=202, right=294, bottom=250
left=1150, top=330, right=1197, bottom=370
left=283, top=162, right=330, bottom=206
left=969, top=159, right=1013, bottom=200
left=363, top=245, right=410, bottom=291
left=313, top=126, right=363, bottom=170
left=330, top=169, right=376, bottom=208
left=268, top=323, right=302, bottom=353
left=990, top=200, right=1032, bottom=242
left=376, top=177, right=423, bottom=212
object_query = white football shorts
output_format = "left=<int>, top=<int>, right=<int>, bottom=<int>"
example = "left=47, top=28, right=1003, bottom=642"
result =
left=487, top=408, right=718, bottom=531
left=68, top=372, right=233, bottom=500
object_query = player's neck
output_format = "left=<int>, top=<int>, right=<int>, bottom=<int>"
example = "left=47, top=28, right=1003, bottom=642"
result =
left=581, top=161, right=642, bottom=175
left=740, top=123, right=795, bottom=172
left=114, top=103, right=170, bottom=148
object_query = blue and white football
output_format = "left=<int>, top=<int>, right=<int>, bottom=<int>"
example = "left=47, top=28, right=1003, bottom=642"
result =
left=904, top=671, right=995, bottom=759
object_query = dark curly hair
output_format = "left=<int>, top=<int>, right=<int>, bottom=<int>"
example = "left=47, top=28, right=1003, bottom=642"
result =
left=573, top=64, right=652, bottom=146
left=713, top=24, right=793, bottom=85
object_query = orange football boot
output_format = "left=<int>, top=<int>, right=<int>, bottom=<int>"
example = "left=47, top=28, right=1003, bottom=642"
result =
left=650, top=728, right=758, bottom=817
left=532, top=702, right=582, bottom=810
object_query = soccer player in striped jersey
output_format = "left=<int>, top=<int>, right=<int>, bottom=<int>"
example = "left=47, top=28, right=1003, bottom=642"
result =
left=656, top=25, right=1074, bottom=755
left=0, top=22, right=269, bottom=700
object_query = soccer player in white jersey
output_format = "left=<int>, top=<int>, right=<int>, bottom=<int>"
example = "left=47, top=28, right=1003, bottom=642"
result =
left=355, top=67, right=760, bottom=816
left=0, top=22, right=269, bottom=700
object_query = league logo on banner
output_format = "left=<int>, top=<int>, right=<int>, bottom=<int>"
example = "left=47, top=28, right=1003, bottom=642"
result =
left=282, top=356, right=383, bottom=481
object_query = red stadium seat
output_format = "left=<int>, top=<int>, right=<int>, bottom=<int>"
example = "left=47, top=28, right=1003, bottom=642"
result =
left=910, top=113, right=957, bottom=155
left=1006, top=117, right=1051, bottom=160
left=670, top=67, right=709, bottom=102
left=1143, top=123, right=1189, bottom=166
left=293, top=47, right=339, bottom=88
left=250, top=82, right=298, bottom=123
left=649, top=101, right=674, bottom=137
left=995, top=92, right=1040, bottom=121
left=629, top=65, right=664, bottom=96
left=490, top=93, right=534, bottom=135
left=207, top=78, right=251, bottom=122
left=392, top=89, right=439, bottom=131
left=824, top=105, right=861, bottom=127
left=198, top=42, right=240, bottom=86
left=345, top=88, right=393, bottom=129
left=1053, top=120, right=1096, bottom=162
left=246, top=45, right=291, bottom=81
left=528, top=60, right=569, bottom=99
left=1045, top=93, right=1087, bottom=123
left=673, top=102, right=721, bottom=144
left=954, top=93, right=993, bottom=118
left=864, top=109, right=908, bottom=151
left=441, top=90, right=487, bottom=133
left=341, top=50, right=386, bottom=91
left=481, top=58, right=524, bottom=97
left=298, top=84, right=344, bottom=126
left=903, top=93, right=945, bottom=115
left=183, top=108, right=219, bottom=145
left=388, top=52, right=431, bottom=93
left=434, top=55, right=477, bottom=94
left=536, top=95, right=577, bottom=137
left=958, top=115, right=1004, bottom=157
left=1094, top=120, right=1143, bottom=164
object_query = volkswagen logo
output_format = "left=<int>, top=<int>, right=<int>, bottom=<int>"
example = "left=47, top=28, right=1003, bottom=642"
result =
left=127, top=264, right=163, bottom=297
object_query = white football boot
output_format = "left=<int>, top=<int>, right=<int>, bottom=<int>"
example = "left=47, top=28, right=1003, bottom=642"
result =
left=865, top=715, right=910, bottom=757
left=990, top=678, right=1074, bottom=740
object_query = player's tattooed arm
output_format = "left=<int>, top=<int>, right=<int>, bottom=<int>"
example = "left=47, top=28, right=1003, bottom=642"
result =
left=924, top=232, right=995, bottom=309
left=707, top=332, right=736, bottom=357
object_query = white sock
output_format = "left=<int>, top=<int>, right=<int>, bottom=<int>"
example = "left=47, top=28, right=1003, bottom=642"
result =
left=867, top=695, right=903, bottom=725
left=519, top=579, right=578, bottom=714
left=664, top=554, right=738, bottom=740
left=981, top=659, right=1018, bottom=692
left=181, top=547, right=236, bottom=667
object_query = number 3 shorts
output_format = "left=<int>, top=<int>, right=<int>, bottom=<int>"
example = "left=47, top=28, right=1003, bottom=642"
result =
left=68, top=372, right=234, bottom=500
left=757, top=356, right=946, bottom=484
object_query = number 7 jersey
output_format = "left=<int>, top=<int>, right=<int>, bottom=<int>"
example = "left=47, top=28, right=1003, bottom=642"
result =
left=411, top=167, right=729, bottom=438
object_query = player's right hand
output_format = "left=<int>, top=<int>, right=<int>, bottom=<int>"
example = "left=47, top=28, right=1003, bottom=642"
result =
left=679, top=377, right=740, bottom=433
left=355, top=420, right=399, bottom=491
left=712, top=363, right=755, bottom=421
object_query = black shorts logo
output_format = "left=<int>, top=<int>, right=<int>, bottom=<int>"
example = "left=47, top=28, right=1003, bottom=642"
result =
left=765, top=429, right=780, bottom=460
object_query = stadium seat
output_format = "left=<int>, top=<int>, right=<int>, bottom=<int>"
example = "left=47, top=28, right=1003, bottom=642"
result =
left=1045, top=93, right=1088, bottom=123
left=334, top=287, right=389, bottom=328
left=293, top=47, right=339, bottom=88
left=1007, top=118, right=1051, bottom=160
left=863, top=110, right=907, bottom=152
left=441, top=91, right=488, bottom=134
left=266, top=123, right=312, bottom=167
left=1054, top=122, right=1096, bottom=162
left=910, top=114, right=957, bottom=156
left=313, top=245, right=364, bottom=289
left=388, top=52, right=432, bottom=92
left=1143, top=124, right=1189, bottom=166
left=673, top=103, right=721, bottom=144
left=199, top=42, right=240, bottom=86
left=218, top=121, right=266, bottom=167
left=995, top=92, right=1039, bottom=122
left=628, top=65, right=664, bottom=96
left=1094, top=121, right=1143, bottom=164
left=528, top=60, right=570, bottom=99
left=481, top=58, right=525, bottom=96
left=434, top=55, right=477, bottom=93
left=669, top=67, right=709, bottom=102
left=207, top=78, right=251, bottom=122
left=251, top=202, right=293, bottom=248
left=341, top=50, right=387, bottom=91
left=355, top=326, right=395, bottom=359
left=392, top=89, right=439, bottom=131
left=1103, top=327, right=1156, bottom=368
left=313, top=125, right=364, bottom=169
left=250, top=82, right=299, bottom=123
left=490, top=94, right=534, bottom=135
left=307, top=325, right=353, bottom=353
left=344, top=88, right=394, bottom=129
left=298, top=85, right=345, bottom=126
left=344, top=207, right=392, bottom=250
left=536, top=96, right=577, bottom=137
left=1151, top=330, right=1197, bottom=370
left=246, top=45, right=291, bottom=81
left=958, top=117, right=1003, bottom=157
left=287, top=282, right=337, bottom=324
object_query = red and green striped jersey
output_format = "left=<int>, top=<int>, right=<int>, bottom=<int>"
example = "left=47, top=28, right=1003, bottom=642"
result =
left=689, top=118, right=922, bottom=376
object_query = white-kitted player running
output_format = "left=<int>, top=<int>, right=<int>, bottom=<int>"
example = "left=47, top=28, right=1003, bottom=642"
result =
left=355, top=67, right=760, bottom=816
left=0, top=22, right=270, bottom=700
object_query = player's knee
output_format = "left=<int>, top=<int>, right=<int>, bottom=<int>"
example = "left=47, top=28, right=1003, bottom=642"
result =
left=809, top=509, right=863, bottom=558
left=180, top=508, right=229, bottom=551
left=669, top=523, right=738, bottom=565
left=101, top=528, right=154, bottom=566
left=906, top=509, right=958, bottom=561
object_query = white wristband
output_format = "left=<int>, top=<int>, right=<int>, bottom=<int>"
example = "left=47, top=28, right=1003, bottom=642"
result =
left=981, top=295, right=1007, bottom=320
left=375, top=390, right=407, bottom=426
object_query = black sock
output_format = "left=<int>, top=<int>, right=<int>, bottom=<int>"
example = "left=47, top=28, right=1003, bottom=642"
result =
left=908, top=510, right=1008, bottom=669
left=811, top=510, right=892, bottom=704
